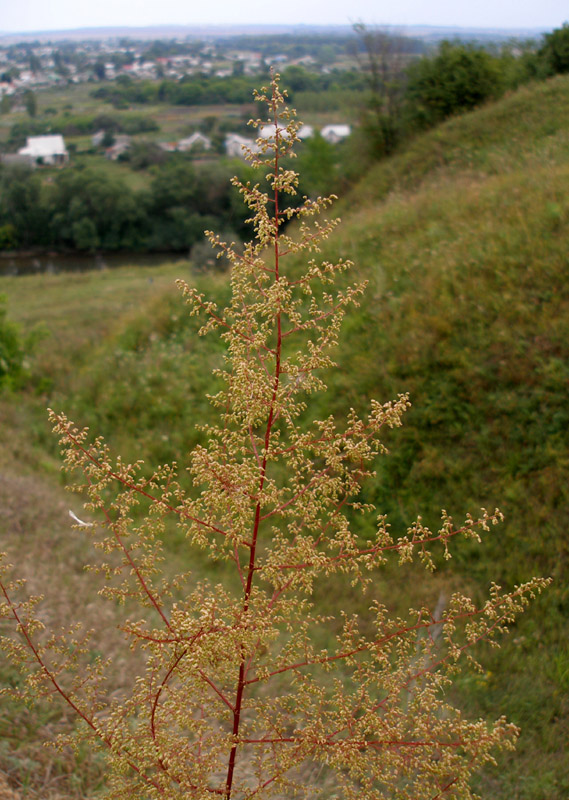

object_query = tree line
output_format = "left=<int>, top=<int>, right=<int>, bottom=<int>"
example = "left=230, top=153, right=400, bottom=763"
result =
left=6, top=113, right=159, bottom=149
left=0, top=159, right=252, bottom=253
left=354, top=22, right=569, bottom=157
left=90, top=68, right=369, bottom=108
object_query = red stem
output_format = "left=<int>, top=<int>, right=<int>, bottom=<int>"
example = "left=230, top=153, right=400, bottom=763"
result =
left=223, top=87, right=283, bottom=800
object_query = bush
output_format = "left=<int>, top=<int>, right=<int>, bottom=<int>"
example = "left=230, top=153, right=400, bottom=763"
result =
left=405, top=42, right=504, bottom=130
left=539, top=22, right=569, bottom=75
left=0, top=294, right=24, bottom=389
left=0, top=223, right=17, bottom=250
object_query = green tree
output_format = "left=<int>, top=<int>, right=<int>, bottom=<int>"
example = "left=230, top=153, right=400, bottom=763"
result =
left=538, top=22, right=569, bottom=74
left=296, top=131, right=338, bottom=196
left=50, top=168, right=144, bottom=250
left=405, top=41, right=503, bottom=130
left=351, top=23, right=413, bottom=157
left=0, top=294, right=24, bottom=389
left=29, top=54, right=41, bottom=73
left=0, top=165, right=49, bottom=247
left=93, top=59, right=106, bottom=81
left=0, top=93, right=11, bottom=114
left=23, top=89, right=37, bottom=118
left=0, top=223, right=18, bottom=249
left=72, top=217, right=100, bottom=251
left=0, top=77, right=546, bottom=800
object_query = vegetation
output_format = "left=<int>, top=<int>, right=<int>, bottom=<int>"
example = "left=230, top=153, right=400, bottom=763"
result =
left=1, top=65, right=569, bottom=800
left=353, top=22, right=569, bottom=160
left=7, top=113, right=159, bottom=149
left=0, top=78, right=551, bottom=800
left=538, top=22, right=569, bottom=75
left=89, top=68, right=368, bottom=110
left=5, top=25, right=569, bottom=258
left=0, top=159, right=251, bottom=253
left=404, top=41, right=504, bottom=130
left=0, top=295, right=24, bottom=389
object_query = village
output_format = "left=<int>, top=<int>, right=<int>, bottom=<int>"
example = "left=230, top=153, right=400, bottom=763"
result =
left=0, top=30, right=360, bottom=175
left=0, top=33, right=354, bottom=96
left=3, top=120, right=351, bottom=168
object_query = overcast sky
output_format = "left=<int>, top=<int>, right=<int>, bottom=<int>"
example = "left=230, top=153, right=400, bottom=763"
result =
left=0, top=0, right=566, bottom=34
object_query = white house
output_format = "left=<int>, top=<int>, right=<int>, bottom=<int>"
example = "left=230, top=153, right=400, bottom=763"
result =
left=297, top=124, right=314, bottom=140
left=259, top=123, right=313, bottom=141
left=259, top=124, right=292, bottom=141
left=321, top=124, right=351, bottom=144
left=105, top=135, right=131, bottom=161
left=91, top=130, right=106, bottom=147
left=225, top=133, right=260, bottom=159
left=177, top=132, right=212, bottom=152
left=18, top=134, right=68, bottom=165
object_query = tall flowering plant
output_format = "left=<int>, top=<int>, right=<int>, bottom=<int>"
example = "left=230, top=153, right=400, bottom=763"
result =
left=0, top=77, right=547, bottom=800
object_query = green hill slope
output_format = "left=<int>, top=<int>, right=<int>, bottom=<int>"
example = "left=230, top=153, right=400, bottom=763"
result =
left=349, top=73, right=569, bottom=207
left=310, top=75, right=569, bottom=799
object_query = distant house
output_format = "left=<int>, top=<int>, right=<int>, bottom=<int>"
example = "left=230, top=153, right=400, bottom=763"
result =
left=259, top=124, right=292, bottom=141
left=297, top=124, right=314, bottom=140
left=91, top=129, right=106, bottom=147
left=105, top=135, right=131, bottom=161
left=259, top=124, right=313, bottom=142
left=321, top=125, right=351, bottom=144
left=177, top=132, right=212, bottom=152
left=18, top=134, right=68, bottom=165
left=225, top=133, right=260, bottom=159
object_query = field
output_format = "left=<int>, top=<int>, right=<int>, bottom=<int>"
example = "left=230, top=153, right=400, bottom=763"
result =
left=1, top=75, right=569, bottom=798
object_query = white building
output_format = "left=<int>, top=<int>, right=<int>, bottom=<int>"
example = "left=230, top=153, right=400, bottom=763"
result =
left=297, top=124, right=314, bottom=140
left=225, top=133, right=261, bottom=159
left=178, top=133, right=212, bottom=152
left=259, top=124, right=292, bottom=141
left=321, top=125, right=351, bottom=144
left=18, top=134, right=68, bottom=165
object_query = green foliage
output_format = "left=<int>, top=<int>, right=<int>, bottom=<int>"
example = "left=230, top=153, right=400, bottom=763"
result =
left=539, top=22, right=569, bottom=74
left=0, top=165, right=50, bottom=248
left=50, top=168, right=145, bottom=251
left=295, top=131, right=339, bottom=196
left=8, top=112, right=159, bottom=148
left=0, top=223, right=17, bottom=250
left=0, top=295, right=24, bottom=389
left=0, top=158, right=250, bottom=254
left=23, top=89, right=37, bottom=118
left=90, top=69, right=367, bottom=109
left=126, top=139, right=167, bottom=170
left=405, top=41, right=504, bottom=129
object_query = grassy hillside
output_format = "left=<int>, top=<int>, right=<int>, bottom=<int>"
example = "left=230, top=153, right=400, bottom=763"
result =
left=313, top=76, right=569, bottom=799
left=1, top=76, right=569, bottom=798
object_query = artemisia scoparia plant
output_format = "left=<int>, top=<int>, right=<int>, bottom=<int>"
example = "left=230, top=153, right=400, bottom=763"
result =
left=0, top=76, right=548, bottom=800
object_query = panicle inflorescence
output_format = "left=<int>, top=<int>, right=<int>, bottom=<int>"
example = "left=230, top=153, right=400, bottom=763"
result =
left=0, top=74, right=549, bottom=800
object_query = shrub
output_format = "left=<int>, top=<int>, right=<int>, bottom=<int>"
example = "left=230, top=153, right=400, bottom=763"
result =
left=0, top=294, right=24, bottom=389
left=405, top=42, right=504, bottom=130
left=0, top=77, right=547, bottom=800
left=539, top=22, right=569, bottom=75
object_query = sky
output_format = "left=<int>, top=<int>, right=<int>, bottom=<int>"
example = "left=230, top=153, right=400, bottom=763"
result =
left=0, top=0, right=567, bottom=34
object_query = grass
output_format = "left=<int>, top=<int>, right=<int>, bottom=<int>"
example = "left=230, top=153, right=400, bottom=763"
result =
left=1, top=75, right=569, bottom=798
left=346, top=74, right=569, bottom=209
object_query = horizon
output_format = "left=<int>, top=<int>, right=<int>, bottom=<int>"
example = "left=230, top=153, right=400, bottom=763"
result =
left=0, top=20, right=557, bottom=45
left=0, top=0, right=566, bottom=38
